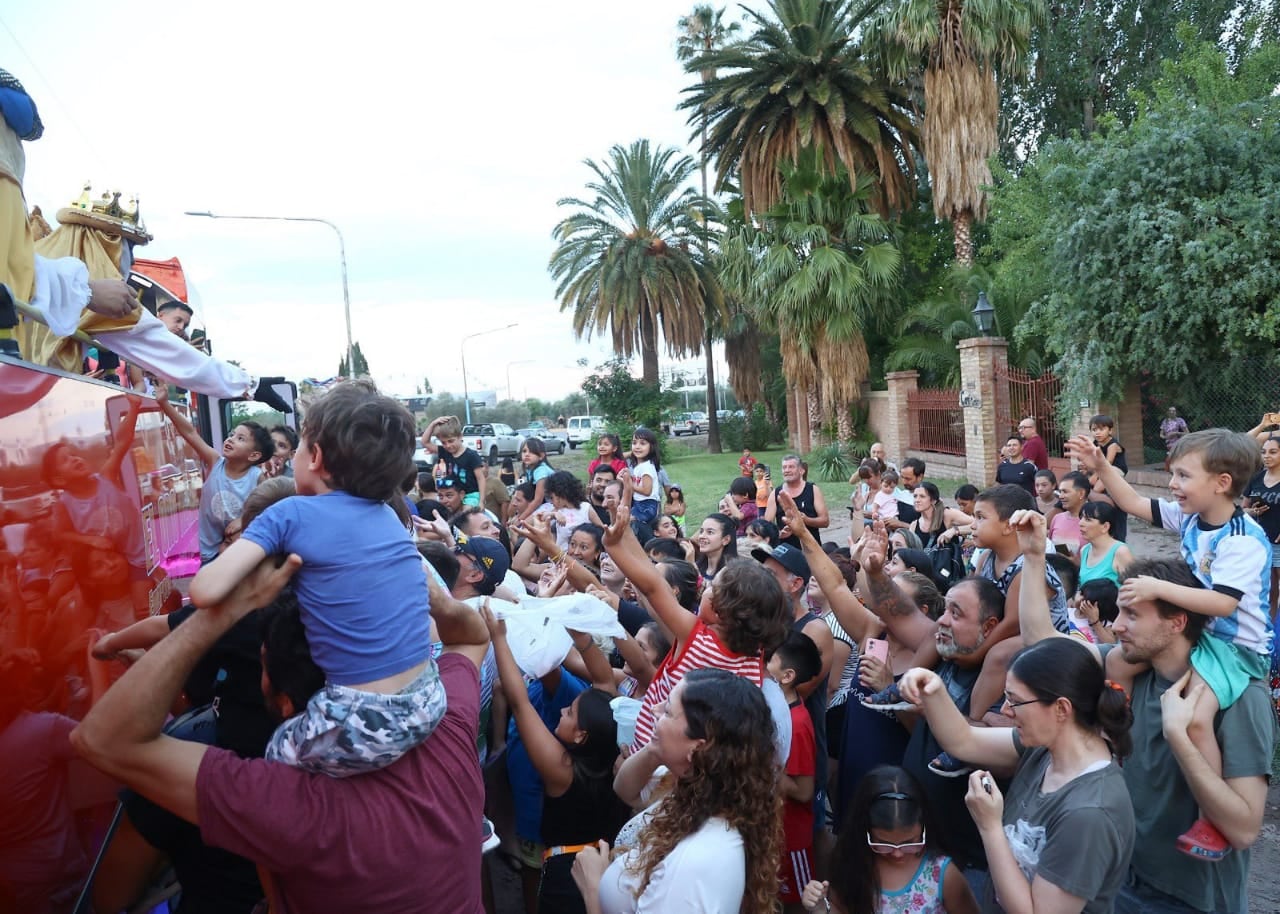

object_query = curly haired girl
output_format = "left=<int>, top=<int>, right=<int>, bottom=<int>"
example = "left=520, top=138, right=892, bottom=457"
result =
left=572, top=670, right=783, bottom=914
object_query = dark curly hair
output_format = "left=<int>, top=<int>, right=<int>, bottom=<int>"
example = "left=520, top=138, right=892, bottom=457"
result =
left=709, top=558, right=791, bottom=656
left=630, top=670, right=781, bottom=914
left=545, top=469, right=586, bottom=506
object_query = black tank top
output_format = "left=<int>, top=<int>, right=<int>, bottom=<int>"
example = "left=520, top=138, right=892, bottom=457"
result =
left=541, top=772, right=628, bottom=846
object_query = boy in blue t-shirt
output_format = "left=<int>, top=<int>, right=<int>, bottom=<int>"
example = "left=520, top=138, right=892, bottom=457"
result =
left=191, top=381, right=444, bottom=776
left=1069, top=428, right=1272, bottom=860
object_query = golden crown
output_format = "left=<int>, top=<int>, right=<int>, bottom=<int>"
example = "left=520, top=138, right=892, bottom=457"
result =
left=60, top=180, right=151, bottom=243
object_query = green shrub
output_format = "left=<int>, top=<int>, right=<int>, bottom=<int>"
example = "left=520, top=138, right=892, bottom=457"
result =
left=806, top=442, right=855, bottom=482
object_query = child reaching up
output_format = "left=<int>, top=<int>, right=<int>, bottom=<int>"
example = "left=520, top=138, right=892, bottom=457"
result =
left=1069, top=428, right=1273, bottom=860
left=603, top=505, right=791, bottom=752
left=801, top=766, right=977, bottom=914
left=483, top=608, right=628, bottom=914
left=189, top=381, right=443, bottom=776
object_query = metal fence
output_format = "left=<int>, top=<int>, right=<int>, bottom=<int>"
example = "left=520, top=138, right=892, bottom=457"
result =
left=1142, top=356, right=1280, bottom=463
left=997, top=366, right=1066, bottom=459
left=907, top=388, right=965, bottom=456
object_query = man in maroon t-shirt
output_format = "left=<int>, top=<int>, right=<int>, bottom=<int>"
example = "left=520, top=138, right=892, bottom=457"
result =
left=72, top=557, right=490, bottom=914
left=1018, top=416, right=1050, bottom=470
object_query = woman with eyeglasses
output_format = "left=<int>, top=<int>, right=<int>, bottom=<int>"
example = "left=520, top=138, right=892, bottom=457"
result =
left=800, top=765, right=978, bottom=913
left=894, top=634, right=1135, bottom=914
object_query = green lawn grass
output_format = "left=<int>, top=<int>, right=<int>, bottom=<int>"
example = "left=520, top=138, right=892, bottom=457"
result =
left=552, top=441, right=970, bottom=532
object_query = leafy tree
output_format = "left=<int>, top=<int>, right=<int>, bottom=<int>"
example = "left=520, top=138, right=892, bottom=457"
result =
left=681, top=0, right=920, bottom=219
left=868, top=0, right=1042, bottom=265
left=549, top=140, right=726, bottom=386
left=581, top=359, right=677, bottom=433
left=337, top=341, right=370, bottom=379
left=999, top=0, right=1276, bottom=152
left=1007, top=35, right=1280, bottom=412
left=678, top=3, right=742, bottom=454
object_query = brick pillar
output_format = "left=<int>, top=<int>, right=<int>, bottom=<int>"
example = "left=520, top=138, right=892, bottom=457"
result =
left=884, top=370, right=918, bottom=466
left=959, top=337, right=1009, bottom=487
left=1116, top=380, right=1144, bottom=466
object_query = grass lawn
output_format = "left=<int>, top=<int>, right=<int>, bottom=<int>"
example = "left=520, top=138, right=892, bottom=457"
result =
left=550, top=441, right=969, bottom=532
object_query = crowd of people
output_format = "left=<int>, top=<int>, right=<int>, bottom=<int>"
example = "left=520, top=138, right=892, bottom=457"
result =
left=8, top=383, right=1263, bottom=914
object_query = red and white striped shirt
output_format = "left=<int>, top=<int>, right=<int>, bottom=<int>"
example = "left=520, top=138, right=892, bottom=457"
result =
left=630, top=619, right=765, bottom=751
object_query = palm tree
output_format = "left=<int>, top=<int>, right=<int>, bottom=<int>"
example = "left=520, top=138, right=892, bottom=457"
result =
left=550, top=140, right=725, bottom=387
left=678, top=3, right=741, bottom=454
left=886, top=264, right=1045, bottom=383
left=720, top=155, right=900, bottom=448
left=868, top=0, right=1042, bottom=265
left=681, top=0, right=921, bottom=221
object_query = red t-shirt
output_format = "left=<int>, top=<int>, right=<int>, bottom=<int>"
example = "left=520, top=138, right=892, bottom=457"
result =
left=588, top=457, right=628, bottom=477
left=1022, top=435, right=1049, bottom=470
left=739, top=455, right=758, bottom=476
left=196, top=653, right=484, bottom=914
left=631, top=619, right=765, bottom=751
left=783, top=701, right=816, bottom=852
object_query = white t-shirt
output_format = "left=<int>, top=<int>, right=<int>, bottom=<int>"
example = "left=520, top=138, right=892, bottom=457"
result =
left=598, top=816, right=744, bottom=913
left=632, top=461, right=659, bottom=503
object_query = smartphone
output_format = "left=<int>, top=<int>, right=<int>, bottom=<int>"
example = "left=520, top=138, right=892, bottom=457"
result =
left=863, top=638, right=889, bottom=665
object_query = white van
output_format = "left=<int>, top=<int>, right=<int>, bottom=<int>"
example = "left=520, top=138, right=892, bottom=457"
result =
left=566, top=415, right=606, bottom=449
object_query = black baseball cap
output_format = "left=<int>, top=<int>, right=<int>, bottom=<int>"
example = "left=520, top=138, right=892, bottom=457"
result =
left=454, top=535, right=510, bottom=595
left=751, top=542, right=810, bottom=582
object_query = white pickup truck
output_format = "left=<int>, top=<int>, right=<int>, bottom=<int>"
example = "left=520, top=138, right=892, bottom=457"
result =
left=463, top=423, right=524, bottom=465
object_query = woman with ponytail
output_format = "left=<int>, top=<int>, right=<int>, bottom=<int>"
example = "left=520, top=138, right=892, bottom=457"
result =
left=894, top=634, right=1135, bottom=914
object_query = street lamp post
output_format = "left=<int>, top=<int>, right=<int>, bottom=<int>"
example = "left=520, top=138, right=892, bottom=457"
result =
left=461, top=324, right=518, bottom=425
left=506, top=359, right=535, bottom=402
left=184, top=211, right=355, bottom=378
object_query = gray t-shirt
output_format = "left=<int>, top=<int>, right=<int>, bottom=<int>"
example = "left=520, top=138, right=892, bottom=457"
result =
left=198, top=458, right=261, bottom=561
left=1122, top=664, right=1275, bottom=912
left=992, top=743, right=1134, bottom=913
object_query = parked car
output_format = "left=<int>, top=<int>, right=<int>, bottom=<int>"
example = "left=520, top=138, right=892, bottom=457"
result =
left=566, top=415, right=606, bottom=449
left=462, top=423, right=524, bottom=465
left=517, top=423, right=567, bottom=454
left=670, top=412, right=704, bottom=436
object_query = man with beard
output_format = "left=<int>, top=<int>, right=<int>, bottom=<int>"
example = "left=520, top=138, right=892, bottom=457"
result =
left=859, top=533, right=1005, bottom=901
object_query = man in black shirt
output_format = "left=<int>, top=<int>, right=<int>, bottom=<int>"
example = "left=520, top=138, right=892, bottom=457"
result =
left=995, top=436, right=1037, bottom=496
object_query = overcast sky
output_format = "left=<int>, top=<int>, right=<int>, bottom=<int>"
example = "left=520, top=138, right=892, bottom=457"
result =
left=4, top=1, right=745, bottom=399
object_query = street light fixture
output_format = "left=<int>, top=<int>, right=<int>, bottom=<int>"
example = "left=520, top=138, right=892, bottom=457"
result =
left=972, top=291, right=996, bottom=337
left=506, top=359, right=535, bottom=402
left=461, top=324, right=518, bottom=425
left=184, top=210, right=355, bottom=378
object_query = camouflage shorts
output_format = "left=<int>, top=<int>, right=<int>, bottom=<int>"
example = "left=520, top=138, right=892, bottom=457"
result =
left=264, top=661, right=447, bottom=778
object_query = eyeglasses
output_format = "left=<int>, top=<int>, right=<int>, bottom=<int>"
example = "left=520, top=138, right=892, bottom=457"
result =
left=867, top=828, right=926, bottom=854
left=1003, top=693, right=1049, bottom=713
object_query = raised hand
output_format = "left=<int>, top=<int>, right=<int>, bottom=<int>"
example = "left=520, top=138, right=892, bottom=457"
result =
left=1008, top=508, right=1047, bottom=558
left=603, top=504, right=632, bottom=548
left=778, top=491, right=810, bottom=542
left=861, top=520, right=890, bottom=575
left=479, top=600, right=506, bottom=639
left=1065, top=434, right=1105, bottom=473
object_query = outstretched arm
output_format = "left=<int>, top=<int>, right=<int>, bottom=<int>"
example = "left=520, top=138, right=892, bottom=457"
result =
left=859, top=520, right=940, bottom=649
left=188, top=538, right=269, bottom=608
left=602, top=506, right=695, bottom=646
left=1065, top=435, right=1152, bottom=522
left=155, top=385, right=219, bottom=470
left=103, top=395, right=143, bottom=486
left=481, top=606, right=574, bottom=796
left=896, top=668, right=1019, bottom=772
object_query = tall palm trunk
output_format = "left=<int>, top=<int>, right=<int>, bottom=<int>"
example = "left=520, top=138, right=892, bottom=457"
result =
left=953, top=210, right=975, bottom=267
left=836, top=402, right=853, bottom=443
left=699, top=74, right=722, bottom=453
left=806, top=388, right=823, bottom=450
left=639, top=307, right=660, bottom=386
left=785, top=385, right=801, bottom=450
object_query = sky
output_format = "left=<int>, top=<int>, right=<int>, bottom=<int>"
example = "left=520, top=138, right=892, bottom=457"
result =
left=3, top=1, right=745, bottom=400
